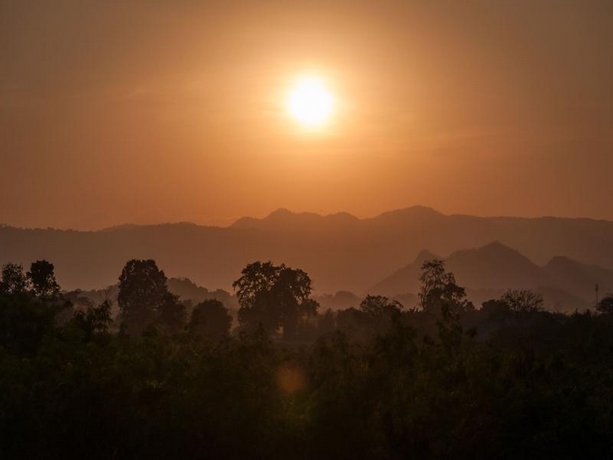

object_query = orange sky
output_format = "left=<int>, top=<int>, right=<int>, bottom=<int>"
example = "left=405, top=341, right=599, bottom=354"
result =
left=1, top=0, right=612, bottom=229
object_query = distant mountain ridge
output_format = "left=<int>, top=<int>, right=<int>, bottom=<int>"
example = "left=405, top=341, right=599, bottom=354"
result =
left=370, top=241, right=612, bottom=311
left=2, top=206, right=613, bottom=299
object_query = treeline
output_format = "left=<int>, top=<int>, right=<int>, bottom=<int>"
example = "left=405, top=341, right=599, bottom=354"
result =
left=1, top=258, right=613, bottom=458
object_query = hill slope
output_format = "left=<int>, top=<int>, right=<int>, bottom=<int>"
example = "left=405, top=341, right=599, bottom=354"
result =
left=370, top=241, right=613, bottom=310
left=2, top=206, right=613, bottom=294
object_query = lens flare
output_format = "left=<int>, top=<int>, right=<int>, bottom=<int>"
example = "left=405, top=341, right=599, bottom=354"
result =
left=276, top=365, right=306, bottom=394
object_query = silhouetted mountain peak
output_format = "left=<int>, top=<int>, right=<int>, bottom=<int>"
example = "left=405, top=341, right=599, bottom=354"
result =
left=478, top=241, right=521, bottom=256
left=231, top=208, right=359, bottom=229
left=376, top=205, right=443, bottom=221
left=448, top=241, right=536, bottom=269
left=232, top=205, right=447, bottom=230
left=544, top=255, right=613, bottom=278
left=545, top=256, right=588, bottom=269
left=328, top=211, right=359, bottom=222
left=545, top=255, right=578, bottom=268
left=231, top=208, right=312, bottom=228
left=101, top=224, right=141, bottom=232
left=5, top=207, right=613, bottom=297
left=230, top=216, right=258, bottom=228
left=268, top=208, right=297, bottom=219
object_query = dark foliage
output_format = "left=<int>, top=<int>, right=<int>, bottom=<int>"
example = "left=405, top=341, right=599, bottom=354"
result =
left=118, top=259, right=169, bottom=335
left=157, top=292, right=187, bottom=335
left=419, top=259, right=473, bottom=320
left=596, top=295, right=613, bottom=314
left=27, top=260, right=60, bottom=298
left=500, top=289, right=545, bottom=313
left=234, top=261, right=319, bottom=339
left=0, top=263, right=28, bottom=295
left=188, top=299, right=232, bottom=340
left=0, top=258, right=612, bottom=458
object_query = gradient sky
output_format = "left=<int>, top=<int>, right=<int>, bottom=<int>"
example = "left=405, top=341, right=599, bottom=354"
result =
left=1, top=0, right=612, bottom=229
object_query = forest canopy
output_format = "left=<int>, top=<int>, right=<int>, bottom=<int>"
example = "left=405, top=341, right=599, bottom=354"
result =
left=0, top=258, right=612, bottom=458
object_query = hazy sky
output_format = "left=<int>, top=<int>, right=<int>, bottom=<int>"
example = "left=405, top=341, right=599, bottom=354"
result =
left=1, top=0, right=611, bottom=229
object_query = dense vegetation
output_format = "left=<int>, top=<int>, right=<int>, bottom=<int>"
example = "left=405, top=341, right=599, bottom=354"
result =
left=1, top=259, right=613, bottom=458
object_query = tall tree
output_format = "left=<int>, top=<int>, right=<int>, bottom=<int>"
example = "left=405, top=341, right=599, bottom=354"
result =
left=27, top=260, right=60, bottom=297
left=71, top=301, right=113, bottom=341
left=419, top=259, right=472, bottom=320
left=188, top=299, right=232, bottom=340
left=596, top=295, right=613, bottom=314
left=358, top=295, right=403, bottom=337
left=157, top=292, right=187, bottom=335
left=117, top=259, right=168, bottom=335
left=359, top=295, right=402, bottom=318
left=500, top=289, right=544, bottom=313
left=233, top=261, right=318, bottom=339
left=0, top=263, right=29, bottom=295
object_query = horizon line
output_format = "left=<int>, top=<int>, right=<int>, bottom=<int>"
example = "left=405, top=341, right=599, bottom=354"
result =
left=2, top=205, right=613, bottom=232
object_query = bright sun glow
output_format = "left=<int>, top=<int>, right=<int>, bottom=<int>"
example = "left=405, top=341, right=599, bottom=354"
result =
left=286, top=75, right=335, bottom=129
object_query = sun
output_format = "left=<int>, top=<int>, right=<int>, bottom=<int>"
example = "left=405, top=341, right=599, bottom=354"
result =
left=286, top=75, right=335, bottom=129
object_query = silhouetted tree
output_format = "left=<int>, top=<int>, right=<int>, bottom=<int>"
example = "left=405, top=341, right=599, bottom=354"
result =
left=71, top=300, right=113, bottom=340
left=233, top=261, right=318, bottom=339
left=2, top=262, right=613, bottom=458
left=481, top=298, right=511, bottom=319
left=0, top=263, right=28, bottom=295
left=359, top=295, right=402, bottom=317
left=336, top=307, right=370, bottom=342
left=419, top=259, right=472, bottom=320
left=158, top=292, right=186, bottom=335
left=117, top=259, right=168, bottom=335
left=188, top=299, right=232, bottom=340
left=63, top=290, right=95, bottom=310
left=596, top=295, right=613, bottom=314
left=317, top=308, right=336, bottom=337
left=27, top=260, right=60, bottom=297
left=500, top=289, right=544, bottom=313
left=0, top=291, right=62, bottom=355
left=356, top=295, right=403, bottom=338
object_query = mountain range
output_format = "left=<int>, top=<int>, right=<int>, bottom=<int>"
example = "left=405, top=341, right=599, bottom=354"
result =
left=370, top=241, right=612, bottom=311
left=2, top=206, right=613, bottom=308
